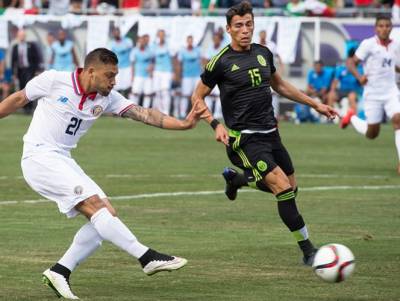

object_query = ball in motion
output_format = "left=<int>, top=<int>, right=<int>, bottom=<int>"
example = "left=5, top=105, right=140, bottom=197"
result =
left=312, top=243, right=355, bottom=283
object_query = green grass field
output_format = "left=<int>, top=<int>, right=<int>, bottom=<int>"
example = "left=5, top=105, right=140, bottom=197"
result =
left=0, top=115, right=399, bottom=301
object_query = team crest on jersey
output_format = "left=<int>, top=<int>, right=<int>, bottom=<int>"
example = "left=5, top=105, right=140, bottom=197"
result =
left=74, top=185, right=83, bottom=195
left=257, top=55, right=267, bottom=67
left=91, top=105, right=104, bottom=117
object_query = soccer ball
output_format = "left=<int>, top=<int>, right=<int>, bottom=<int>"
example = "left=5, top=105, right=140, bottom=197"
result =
left=312, top=243, right=355, bottom=283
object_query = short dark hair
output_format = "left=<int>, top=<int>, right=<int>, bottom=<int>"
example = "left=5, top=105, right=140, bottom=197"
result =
left=84, top=48, right=118, bottom=69
left=375, top=15, right=391, bottom=25
left=226, top=1, right=253, bottom=26
left=347, top=47, right=356, bottom=58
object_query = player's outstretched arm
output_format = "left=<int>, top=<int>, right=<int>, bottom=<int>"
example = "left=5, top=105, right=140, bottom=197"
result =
left=191, top=81, right=229, bottom=145
left=121, top=103, right=206, bottom=130
left=0, top=90, right=29, bottom=119
left=271, top=72, right=338, bottom=120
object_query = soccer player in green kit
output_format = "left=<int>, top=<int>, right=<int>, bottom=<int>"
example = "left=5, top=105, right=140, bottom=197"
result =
left=191, top=1, right=338, bottom=265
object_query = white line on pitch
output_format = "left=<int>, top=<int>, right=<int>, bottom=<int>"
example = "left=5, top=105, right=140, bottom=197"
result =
left=0, top=184, right=399, bottom=206
left=0, top=173, right=391, bottom=180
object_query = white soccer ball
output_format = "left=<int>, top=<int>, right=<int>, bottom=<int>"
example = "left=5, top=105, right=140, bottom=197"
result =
left=312, top=243, right=355, bottom=283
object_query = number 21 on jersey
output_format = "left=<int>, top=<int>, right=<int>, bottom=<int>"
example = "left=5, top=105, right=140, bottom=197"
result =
left=65, top=117, right=82, bottom=136
left=248, top=68, right=261, bottom=87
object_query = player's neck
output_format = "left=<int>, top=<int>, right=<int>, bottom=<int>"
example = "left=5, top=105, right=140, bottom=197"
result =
left=78, top=71, right=95, bottom=94
left=230, top=42, right=251, bottom=52
left=377, top=36, right=391, bottom=46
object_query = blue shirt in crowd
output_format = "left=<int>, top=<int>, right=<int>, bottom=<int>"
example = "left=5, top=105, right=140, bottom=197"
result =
left=152, top=43, right=172, bottom=73
left=307, top=67, right=334, bottom=92
left=335, top=64, right=363, bottom=94
left=130, top=46, right=153, bottom=78
left=109, top=37, right=133, bottom=69
left=177, top=47, right=202, bottom=78
left=52, top=40, right=75, bottom=72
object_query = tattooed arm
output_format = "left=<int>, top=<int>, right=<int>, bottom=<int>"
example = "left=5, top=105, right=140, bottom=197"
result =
left=121, top=104, right=205, bottom=130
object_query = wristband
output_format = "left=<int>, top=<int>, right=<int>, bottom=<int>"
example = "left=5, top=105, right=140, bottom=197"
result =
left=210, top=119, right=220, bottom=130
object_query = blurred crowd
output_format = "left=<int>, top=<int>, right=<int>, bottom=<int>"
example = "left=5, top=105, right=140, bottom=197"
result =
left=0, top=21, right=376, bottom=124
left=0, top=0, right=398, bottom=18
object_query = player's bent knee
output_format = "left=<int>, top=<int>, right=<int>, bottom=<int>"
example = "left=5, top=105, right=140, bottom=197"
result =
left=75, top=195, right=107, bottom=219
left=391, top=114, right=400, bottom=129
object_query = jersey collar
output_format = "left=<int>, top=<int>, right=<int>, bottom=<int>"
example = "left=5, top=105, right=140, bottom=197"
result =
left=375, top=36, right=392, bottom=48
left=71, top=68, right=97, bottom=110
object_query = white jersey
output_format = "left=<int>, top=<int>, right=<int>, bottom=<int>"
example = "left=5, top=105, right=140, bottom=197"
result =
left=355, top=36, right=400, bottom=97
left=23, top=69, right=134, bottom=157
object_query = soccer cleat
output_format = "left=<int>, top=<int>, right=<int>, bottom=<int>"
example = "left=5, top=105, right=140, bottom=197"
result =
left=42, top=269, right=79, bottom=299
left=143, top=256, right=188, bottom=276
left=222, top=167, right=240, bottom=201
left=340, top=108, right=355, bottom=129
left=303, top=248, right=318, bottom=266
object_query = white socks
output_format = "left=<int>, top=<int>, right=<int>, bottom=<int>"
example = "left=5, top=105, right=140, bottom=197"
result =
left=350, top=115, right=368, bottom=135
left=58, top=222, right=103, bottom=271
left=90, top=208, right=148, bottom=259
left=395, top=129, right=400, bottom=162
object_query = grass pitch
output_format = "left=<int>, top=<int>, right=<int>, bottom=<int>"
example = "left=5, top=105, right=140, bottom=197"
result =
left=0, top=115, right=399, bottom=301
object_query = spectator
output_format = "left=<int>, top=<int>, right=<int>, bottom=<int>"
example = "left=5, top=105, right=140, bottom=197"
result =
left=48, top=0, right=71, bottom=15
left=109, top=27, right=133, bottom=97
left=327, top=48, right=363, bottom=119
left=51, top=29, right=78, bottom=72
left=306, top=60, right=333, bottom=104
left=11, top=29, right=41, bottom=114
left=175, top=35, right=202, bottom=118
left=285, top=0, right=306, bottom=15
left=130, top=34, right=154, bottom=108
left=152, top=29, right=173, bottom=115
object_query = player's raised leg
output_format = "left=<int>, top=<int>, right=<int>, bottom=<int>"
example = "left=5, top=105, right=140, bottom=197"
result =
left=76, top=195, right=187, bottom=274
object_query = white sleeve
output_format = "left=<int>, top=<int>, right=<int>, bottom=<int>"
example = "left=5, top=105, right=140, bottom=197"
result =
left=104, top=90, right=135, bottom=116
left=24, top=70, right=56, bottom=102
left=355, top=40, right=370, bottom=62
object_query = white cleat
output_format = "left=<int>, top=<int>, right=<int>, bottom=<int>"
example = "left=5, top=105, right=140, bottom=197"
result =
left=42, top=269, right=79, bottom=299
left=143, top=256, right=188, bottom=276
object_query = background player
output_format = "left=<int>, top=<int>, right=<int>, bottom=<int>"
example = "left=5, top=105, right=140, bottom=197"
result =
left=343, top=15, right=400, bottom=174
left=0, top=48, right=205, bottom=299
left=109, top=27, right=134, bottom=97
left=130, top=34, right=154, bottom=108
left=191, top=1, right=337, bottom=265
left=175, top=35, right=202, bottom=119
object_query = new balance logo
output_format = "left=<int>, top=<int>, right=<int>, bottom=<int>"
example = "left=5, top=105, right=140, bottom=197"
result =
left=57, top=96, right=69, bottom=103
left=231, top=64, right=240, bottom=71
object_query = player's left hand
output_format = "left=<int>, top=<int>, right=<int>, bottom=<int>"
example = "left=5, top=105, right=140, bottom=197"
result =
left=315, top=103, right=339, bottom=120
left=182, top=101, right=209, bottom=129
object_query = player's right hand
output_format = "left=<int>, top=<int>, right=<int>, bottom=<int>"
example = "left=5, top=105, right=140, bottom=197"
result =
left=215, top=124, right=229, bottom=146
left=315, top=103, right=338, bottom=121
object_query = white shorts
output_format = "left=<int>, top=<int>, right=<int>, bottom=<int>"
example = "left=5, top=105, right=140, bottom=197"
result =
left=21, top=151, right=106, bottom=218
left=153, top=71, right=172, bottom=92
left=181, top=77, right=199, bottom=96
left=132, top=76, right=153, bottom=95
left=364, top=91, right=400, bottom=124
left=115, top=67, right=132, bottom=91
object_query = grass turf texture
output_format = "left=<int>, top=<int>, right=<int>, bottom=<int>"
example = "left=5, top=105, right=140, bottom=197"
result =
left=0, top=115, right=399, bottom=301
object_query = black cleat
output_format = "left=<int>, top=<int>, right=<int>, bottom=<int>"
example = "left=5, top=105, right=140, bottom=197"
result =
left=222, top=167, right=240, bottom=201
left=303, top=248, right=318, bottom=266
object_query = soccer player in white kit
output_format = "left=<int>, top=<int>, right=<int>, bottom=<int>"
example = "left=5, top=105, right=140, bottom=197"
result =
left=343, top=16, right=400, bottom=174
left=0, top=48, right=205, bottom=299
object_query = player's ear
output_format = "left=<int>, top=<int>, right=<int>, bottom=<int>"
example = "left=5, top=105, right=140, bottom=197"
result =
left=226, top=24, right=231, bottom=34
